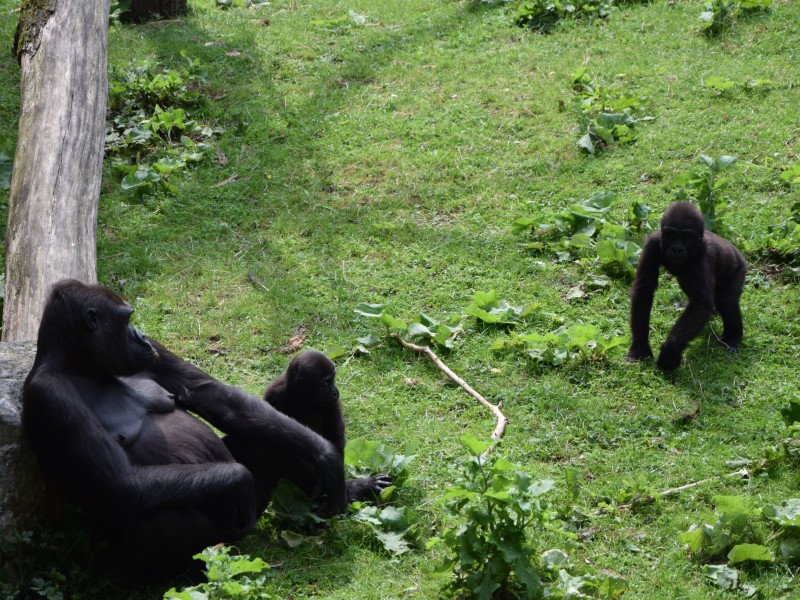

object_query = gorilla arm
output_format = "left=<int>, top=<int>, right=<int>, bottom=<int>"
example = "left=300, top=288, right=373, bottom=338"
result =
left=628, top=234, right=662, bottom=361
left=147, top=340, right=348, bottom=515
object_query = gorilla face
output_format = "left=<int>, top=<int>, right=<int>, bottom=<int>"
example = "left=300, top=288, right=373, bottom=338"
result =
left=659, top=202, right=704, bottom=267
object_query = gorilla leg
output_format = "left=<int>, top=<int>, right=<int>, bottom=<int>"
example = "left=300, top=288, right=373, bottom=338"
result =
left=223, top=434, right=337, bottom=516
left=715, top=272, right=745, bottom=351
left=657, top=302, right=714, bottom=371
left=114, top=506, right=246, bottom=578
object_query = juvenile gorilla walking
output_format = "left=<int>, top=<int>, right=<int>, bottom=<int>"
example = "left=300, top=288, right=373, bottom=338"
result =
left=627, top=202, right=747, bottom=371
left=263, top=349, right=392, bottom=503
left=22, top=280, right=348, bottom=575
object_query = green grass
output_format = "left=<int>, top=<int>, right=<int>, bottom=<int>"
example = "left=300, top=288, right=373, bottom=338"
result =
left=2, top=0, right=800, bottom=597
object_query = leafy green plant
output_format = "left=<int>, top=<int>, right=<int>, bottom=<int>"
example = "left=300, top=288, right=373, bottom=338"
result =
left=777, top=161, right=800, bottom=187
left=679, top=489, right=800, bottom=594
left=163, top=545, right=271, bottom=599
left=699, top=0, right=739, bottom=35
left=354, top=303, right=463, bottom=349
left=761, top=398, right=800, bottom=464
left=704, top=75, right=774, bottom=96
left=512, top=191, right=617, bottom=249
left=345, top=438, right=417, bottom=488
left=514, top=0, right=614, bottom=32
left=699, top=0, right=771, bottom=36
left=463, top=290, right=531, bottom=325
left=429, top=433, right=556, bottom=598
left=764, top=203, right=800, bottom=267
left=672, top=154, right=738, bottom=233
left=108, top=54, right=205, bottom=113
left=430, top=434, right=627, bottom=599
left=512, top=192, right=648, bottom=279
left=105, top=55, right=220, bottom=195
left=492, top=324, right=627, bottom=365
left=352, top=505, right=421, bottom=556
left=570, top=69, right=654, bottom=155
left=311, top=11, right=367, bottom=33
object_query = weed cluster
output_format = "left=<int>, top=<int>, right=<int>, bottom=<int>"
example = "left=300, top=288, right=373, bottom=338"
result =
left=514, top=0, right=613, bottom=32
left=512, top=191, right=652, bottom=280
left=429, top=434, right=628, bottom=599
left=105, top=54, right=221, bottom=195
left=163, top=545, right=271, bottom=600
left=671, top=155, right=738, bottom=234
left=570, top=69, right=655, bottom=155
left=699, top=0, right=772, bottom=36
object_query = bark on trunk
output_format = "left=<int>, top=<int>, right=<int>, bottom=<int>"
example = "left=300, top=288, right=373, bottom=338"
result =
left=3, top=0, right=110, bottom=342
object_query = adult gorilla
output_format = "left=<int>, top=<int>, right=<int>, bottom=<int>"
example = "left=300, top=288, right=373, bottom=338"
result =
left=22, top=280, right=346, bottom=575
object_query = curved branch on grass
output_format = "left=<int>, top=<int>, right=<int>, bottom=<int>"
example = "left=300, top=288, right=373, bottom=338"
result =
left=595, top=468, right=751, bottom=515
left=390, top=333, right=508, bottom=450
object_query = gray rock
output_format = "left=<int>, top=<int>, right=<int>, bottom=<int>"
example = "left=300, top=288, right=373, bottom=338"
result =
left=0, top=341, right=46, bottom=533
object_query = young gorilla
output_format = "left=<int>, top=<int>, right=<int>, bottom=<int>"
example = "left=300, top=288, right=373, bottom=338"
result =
left=22, top=280, right=347, bottom=577
left=263, top=350, right=392, bottom=503
left=628, top=202, right=747, bottom=371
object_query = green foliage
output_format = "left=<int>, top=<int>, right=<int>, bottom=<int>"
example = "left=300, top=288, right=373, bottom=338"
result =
left=704, top=75, right=774, bottom=96
left=699, top=0, right=771, bottom=36
left=570, top=69, right=655, bottom=155
left=108, top=55, right=205, bottom=113
left=672, top=154, right=738, bottom=233
left=463, top=290, right=530, bottom=325
left=492, top=323, right=627, bottom=365
left=311, top=11, right=367, bottom=33
left=345, top=438, right=417, bottom=487
left=352, top=505, right=421, bottom=556
left=770, top=499, right=800, bottom=563
left=760, top=401, right=800, bottom=466
left=680, top=492, right=800, bottom=593
left=513, top=0, right=614, bottom=32
left=163, top=545, right=271, bottom=599
left=513, top=192, right=649, bottom=280
left=679, top=495, right=768, bottom=560
left=764, top=199, right=800, bottom=267
left=354, top=303, right=463, bottom=349
left=778, top=162, right=800, bottom=186
left=699, top=0, right=739, bottom=35
left=430, top=434, right=627, bottom=598
left=105, top=55, right=220, bottom=195
left=430, top=433, right=554, bottom=598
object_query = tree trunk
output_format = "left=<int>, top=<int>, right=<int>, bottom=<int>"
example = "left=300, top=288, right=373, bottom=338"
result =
left=130, top=0, right=187, bottom=22
left=2, top=0, right=110, bottom=342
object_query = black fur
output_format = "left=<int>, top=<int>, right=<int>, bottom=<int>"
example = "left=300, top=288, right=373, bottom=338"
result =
left=22, top=280, right=346, bottom=576
left=264, top=350, right=392, bottom=503
left=628, top=202, right=747, bottom=371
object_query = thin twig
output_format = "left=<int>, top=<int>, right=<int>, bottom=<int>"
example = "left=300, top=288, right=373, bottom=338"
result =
left=595, top=468, right=750, bottom=515
left=246, top=272, right=268, bottom=291
left=390, top=333, right=508, bottom=451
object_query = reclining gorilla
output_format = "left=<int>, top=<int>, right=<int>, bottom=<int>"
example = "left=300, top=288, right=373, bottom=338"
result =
left=22, top=280, right=388, bottom=576
left=628, top=202, right=747, bottom=371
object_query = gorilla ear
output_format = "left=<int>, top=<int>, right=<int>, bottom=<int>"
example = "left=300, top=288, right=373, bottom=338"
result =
left=84, top=308, right=98, bottom=331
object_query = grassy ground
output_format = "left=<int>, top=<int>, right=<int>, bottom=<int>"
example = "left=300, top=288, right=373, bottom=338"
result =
left=2, top=0, right=800, bottom=597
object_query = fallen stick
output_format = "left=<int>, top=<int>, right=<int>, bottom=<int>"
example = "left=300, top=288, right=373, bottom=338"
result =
left=658, top=467, right=750, bottom=499
left=595, top=467, right=750, bottom=515
left=390, top=333, right=508, bottom=448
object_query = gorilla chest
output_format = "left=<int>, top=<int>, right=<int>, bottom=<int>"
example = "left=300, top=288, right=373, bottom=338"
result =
left=71, top=374, right=175, bottom=447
